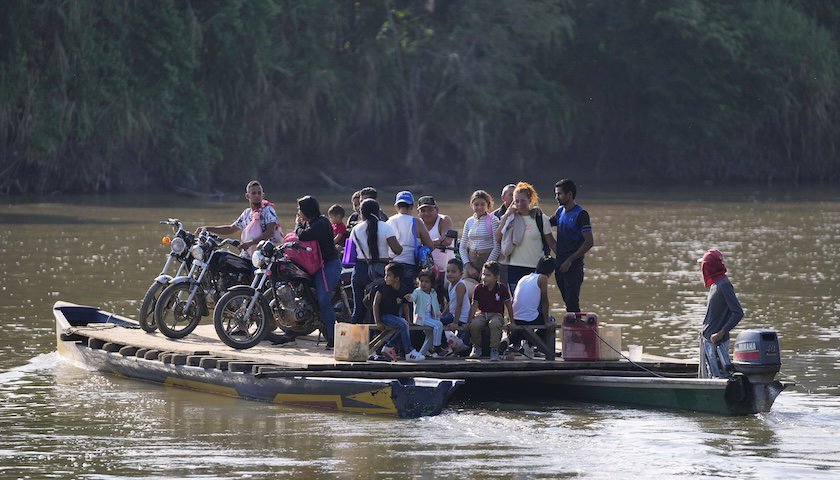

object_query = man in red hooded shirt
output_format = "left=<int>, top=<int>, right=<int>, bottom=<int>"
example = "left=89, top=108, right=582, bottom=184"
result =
left=699, top=248, right=744, bottom=378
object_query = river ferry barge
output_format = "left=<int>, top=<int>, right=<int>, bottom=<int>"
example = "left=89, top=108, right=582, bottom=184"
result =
left=54, top=301, right=787, bottom=418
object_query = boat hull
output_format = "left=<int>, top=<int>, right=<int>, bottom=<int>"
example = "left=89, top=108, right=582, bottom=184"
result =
left=54, top=302, right=460, bottom=418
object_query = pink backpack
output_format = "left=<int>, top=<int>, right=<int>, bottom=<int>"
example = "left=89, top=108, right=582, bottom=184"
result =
left=283, top=232, right=324, bottom=276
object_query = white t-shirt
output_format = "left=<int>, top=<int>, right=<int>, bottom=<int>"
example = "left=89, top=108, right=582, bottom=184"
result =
left=387, top=213, right=419, bottom=264
left=512, top=272, right=541, bottom=322
left=350, top=221, right=396, bottom=262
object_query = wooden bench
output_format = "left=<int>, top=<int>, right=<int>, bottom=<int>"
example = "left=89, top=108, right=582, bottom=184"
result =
left=507, top=319, right=557, bottom=361
left=368, top=324, right=434, bottom=355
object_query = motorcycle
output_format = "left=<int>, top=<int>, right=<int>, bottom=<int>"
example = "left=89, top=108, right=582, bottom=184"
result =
left=137, top=219, right=195, bottom=333
left=213, top=240, right=352, bottom=349
left=154, top=230, right=254, bottom=339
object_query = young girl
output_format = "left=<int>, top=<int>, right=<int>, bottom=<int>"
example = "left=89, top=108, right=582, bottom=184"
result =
left=469, top=261, right=514, bottom=361
left=443, top=258, right=471, bottom=352
left=407, top=270, right=447, bottom=356
left=460, top=190, right=501, bottom=281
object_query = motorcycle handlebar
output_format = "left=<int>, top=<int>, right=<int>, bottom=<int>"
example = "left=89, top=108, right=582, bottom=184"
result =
left=160, top=219, right=184, bottom=232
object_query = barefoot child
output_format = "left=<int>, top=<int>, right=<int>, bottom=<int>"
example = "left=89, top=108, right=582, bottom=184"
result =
left=372, top=262, right=426, bottom=361
left=469, top=261, right=514, bottom=361
left=406, top=270, right=447, bottom=356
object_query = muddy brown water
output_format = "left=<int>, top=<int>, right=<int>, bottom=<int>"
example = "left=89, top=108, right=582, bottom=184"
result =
left=1, top=189, right=838, bottom=477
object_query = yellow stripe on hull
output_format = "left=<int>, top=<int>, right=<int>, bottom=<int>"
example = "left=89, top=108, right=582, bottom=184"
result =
left=164, top=377, right=241, bottom=397
left=273, top=389, right=398, bottom=416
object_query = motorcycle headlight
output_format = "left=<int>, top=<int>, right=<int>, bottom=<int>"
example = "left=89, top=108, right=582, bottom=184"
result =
left=252, top=250, right=267, bottom=268
left=170, top=237, right=187, bottom=255
left=190, top=244, right=205, bottom=262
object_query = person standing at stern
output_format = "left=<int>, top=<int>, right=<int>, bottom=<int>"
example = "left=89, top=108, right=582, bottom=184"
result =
left=698, top=248, right=744, bottom=378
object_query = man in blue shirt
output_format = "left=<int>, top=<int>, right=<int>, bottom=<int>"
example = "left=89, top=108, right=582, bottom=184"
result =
left=552, top=179, right=594, bottom=312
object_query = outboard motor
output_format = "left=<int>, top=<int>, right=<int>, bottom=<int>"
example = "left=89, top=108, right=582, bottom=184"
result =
left=733, top=328, right=781, bottom=384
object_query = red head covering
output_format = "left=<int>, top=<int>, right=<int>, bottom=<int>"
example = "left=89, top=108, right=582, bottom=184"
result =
left=700, top=248, right=727, bottom=288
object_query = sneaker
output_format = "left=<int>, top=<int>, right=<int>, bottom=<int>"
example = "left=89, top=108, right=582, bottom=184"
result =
left=490, top=347, right=500, bottom=361
left=381, top=345, right=397, bottom=362
left=522, top=341, right=535, bottom=359
left=406, top=349, right=426, bottom=361
left=469, top=346, right=483, bottom=358
left=433, top=346, right=449, bottom=357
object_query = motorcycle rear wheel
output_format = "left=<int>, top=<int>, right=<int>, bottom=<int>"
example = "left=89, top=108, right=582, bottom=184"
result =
left=138, top=281, right=165, bottom=333
left=154, top=283, right=203, bottom=339
left=213, top=291, right=269, bottom=349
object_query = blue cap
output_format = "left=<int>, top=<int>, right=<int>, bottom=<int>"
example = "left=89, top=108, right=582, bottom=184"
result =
left=394, top=190, right=414, bottom=206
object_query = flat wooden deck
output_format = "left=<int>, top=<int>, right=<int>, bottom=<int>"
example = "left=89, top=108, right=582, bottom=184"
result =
left=65, top=323, right=697, bottom=377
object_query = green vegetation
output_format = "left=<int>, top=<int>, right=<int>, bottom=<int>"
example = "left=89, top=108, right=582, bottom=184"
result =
left=1, top=0, right=838, bottom=194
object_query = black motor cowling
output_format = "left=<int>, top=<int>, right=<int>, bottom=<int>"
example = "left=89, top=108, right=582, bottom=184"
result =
left=733, top=328, right=781, bottom=384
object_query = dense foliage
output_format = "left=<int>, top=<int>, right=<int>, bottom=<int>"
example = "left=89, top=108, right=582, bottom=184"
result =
left=1, top=0, right=838, bottom=194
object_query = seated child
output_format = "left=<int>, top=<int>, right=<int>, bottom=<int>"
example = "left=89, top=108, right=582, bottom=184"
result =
left=511, top=257, right=556, bottom=358
left=406, top=270, right=447, bottom=357
left=372, top=262, right=425, bottom=361
left=328, top=204, right=348, bottom=246
left=442, top=258, right=471, bottom=353
left=469, top=261, right=513, bottom=361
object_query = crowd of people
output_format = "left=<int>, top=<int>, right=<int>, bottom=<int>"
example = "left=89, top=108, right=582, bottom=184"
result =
left=197, top=179, right=741, bottom=376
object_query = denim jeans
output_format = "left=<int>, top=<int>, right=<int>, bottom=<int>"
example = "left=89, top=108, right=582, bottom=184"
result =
left=504, top=264, right=534, bottom=294
left=380, top=313, right=412, bottom=353
left=699, top=336, right=732, bottom=378
left=351, top=260, right=372, bottom=324
left=314, top=258, right=341, bottom=342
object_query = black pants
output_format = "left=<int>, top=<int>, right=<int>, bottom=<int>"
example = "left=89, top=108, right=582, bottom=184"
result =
left=555, top=257, right=584, bottom=312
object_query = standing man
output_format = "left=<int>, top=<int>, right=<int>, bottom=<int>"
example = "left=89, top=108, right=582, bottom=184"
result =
left=347, top=186, right=389, bottom=229
left=552, top=179, right=593, bottom=312
left=492, top=183, right=517, bottom=219
left=387, top=191, right=434, bottom=289
left=698, top=248, right=744, bottom=378
left=196, top=180, right=282, bottom=257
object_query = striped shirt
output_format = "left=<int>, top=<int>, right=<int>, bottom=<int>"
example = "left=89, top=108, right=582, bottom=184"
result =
left=459, top=214, right=500, bottom=262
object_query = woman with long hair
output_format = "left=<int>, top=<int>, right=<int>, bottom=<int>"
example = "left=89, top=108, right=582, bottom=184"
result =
left=349, top=199, right=402, bottom=323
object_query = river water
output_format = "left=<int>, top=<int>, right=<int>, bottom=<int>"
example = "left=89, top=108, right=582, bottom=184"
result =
left=1, top=190, right=838, bottom=478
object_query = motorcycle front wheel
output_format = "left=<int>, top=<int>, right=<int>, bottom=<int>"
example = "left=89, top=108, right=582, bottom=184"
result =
left=138, top=281, right=166, bottom=332
left=213, top=290, right=269, bottom=349
left=154, top=283, right=203, bottom=339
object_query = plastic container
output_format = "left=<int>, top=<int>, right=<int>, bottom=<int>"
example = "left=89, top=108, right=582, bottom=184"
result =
left=334, top=323, right=370, bottom=361
left=597, top=324, right=622, bottom=361
left=628, top=345, right=643, bottom=362
left=561, top=312, right=599, bottom=361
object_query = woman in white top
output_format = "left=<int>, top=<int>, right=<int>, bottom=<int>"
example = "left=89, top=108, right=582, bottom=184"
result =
left=497, top=182, right=556, bottom=293
left=350, top=199, right=402, bottom=324
left=460, top=190, right=501, bottom=281
left=387, top=190, right=434, bottom=286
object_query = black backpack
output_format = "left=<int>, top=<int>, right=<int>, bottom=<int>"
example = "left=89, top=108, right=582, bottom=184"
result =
left=362, top=278, right=387, bottom=309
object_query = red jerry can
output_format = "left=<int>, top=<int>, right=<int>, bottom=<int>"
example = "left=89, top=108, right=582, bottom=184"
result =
left=561, top=312, right=599, bottom=361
